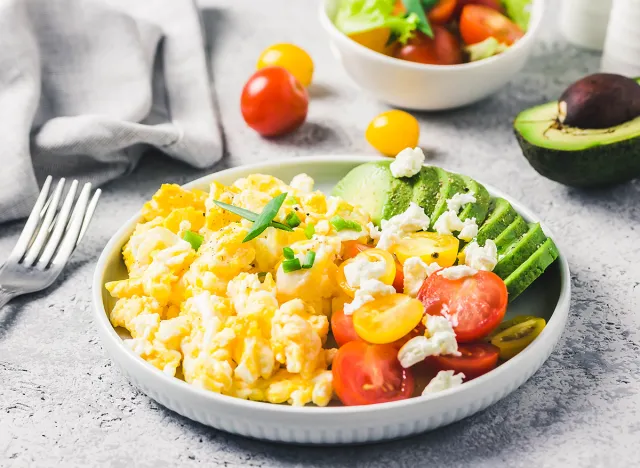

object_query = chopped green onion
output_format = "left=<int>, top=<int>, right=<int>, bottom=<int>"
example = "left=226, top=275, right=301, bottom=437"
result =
left=304, top=223, right=315, bottom=239
left=182, top=230, right=204, bottom=251
left=285, top=195, right=300, bottom=205
left=243, top=193, right=288, bottom=242
left=257, top=272, right=267, bottom=282
left=285, top=211, right=301, bottom=228
left=301, top=251, right=316, bottom=269
left=282, top=258, right=302, bottom=273
left=403, top=0, right=434, bottom=38
left=283, top=247, right=295, bottom=260
left=330, top=215, right=362, bottom=232
left=213, top=199, right=293, bottom=232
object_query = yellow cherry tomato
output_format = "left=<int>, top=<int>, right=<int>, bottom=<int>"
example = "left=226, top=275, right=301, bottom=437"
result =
left=490, top=318, right=546, bottom=360
left=348, top=28, right=399, bottom=56
left=337, top=249, right=397, bottom=298
left=390, top=232, right=459, bottom=267
left=353, top=294, right=424, bottom=344
left=366, top=110, right=420, bottom=157
left=257, top=43, right=314, bottom=87
left=487, top=315, right=539, bottom=340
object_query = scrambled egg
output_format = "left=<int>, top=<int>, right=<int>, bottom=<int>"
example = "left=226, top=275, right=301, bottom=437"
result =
left=106, top=174, right=371, bottom=406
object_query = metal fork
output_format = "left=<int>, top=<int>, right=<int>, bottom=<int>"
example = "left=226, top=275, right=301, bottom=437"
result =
left=0, top=177, right=101, bottom=308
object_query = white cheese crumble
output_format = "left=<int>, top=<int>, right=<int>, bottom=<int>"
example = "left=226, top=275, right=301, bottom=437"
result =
left=367, top=222, right=381, bottom=241
left=377, top=202, right=430, bottom=250
left=344, top=256, right=386, bottom=288
left=464, top=239, right=498, bottom=271
left=403, top=257, right=441, bottom=297
left=422, top=370, right=465, bottom=395
left=458, top=217, right=478, bottom=242
left=446, top=192, right=476, bottom=213
left=390, top=147, right=425, bottom=178
left=437, top=265, right=478, bottom=280
left=343, top=279, right=395, bottom=315
left=433, top=210, right=464, bottom=236
left=440, top=303, right=458, bottom=327
left=397, top=315, right=460, bottom=368
left=289, top=173, right=314, bottom=193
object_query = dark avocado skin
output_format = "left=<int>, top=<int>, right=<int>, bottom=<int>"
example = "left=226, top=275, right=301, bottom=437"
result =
left=515, top=131, right=640, bottom=188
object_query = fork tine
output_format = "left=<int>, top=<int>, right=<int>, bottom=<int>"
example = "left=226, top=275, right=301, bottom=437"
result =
left=8, top=176, right=53, bottom=262
left=50, top=183, right=92, bottom=268
left=36, top=180, right=80, bottom=269
left=76, top=188, right=101, bottom=246
left=23, top=178, right=66, bottom=266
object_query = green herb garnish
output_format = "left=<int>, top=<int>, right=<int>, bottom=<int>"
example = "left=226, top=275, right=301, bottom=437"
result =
left=301, top=251, right=316, bottom=269
left=402, top=0, right=434, bottom=38
left=283, top=247, right=295, bottom=259
left=285, top=211, right=301, bottom=228
left=330, top=216, right=363, bottom=232
left=304, top=223, right=315, bottom=239
left=182, top=230, right=204, bottom=251
left=213, top=196, right=293, bottom=240
left=242, top=193, right=288, bottom=242
left=283, top=258, right=302, bottom=273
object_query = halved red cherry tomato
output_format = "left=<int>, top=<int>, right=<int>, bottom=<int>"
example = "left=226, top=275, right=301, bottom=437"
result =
left=240, top=66, right=308, bottom=137
left=331, top=308, right=364, bottom=347
left=455, top=0, right=504, bottom=17
left=393, top=261, right=404, bottom=292
left=332, top=341, right=414, bottom=406
left=342, top=241, right=371, bottom=261
left=432, top=342, right=500, bottom=380
left=417, top=270, right=507, bottom=342
left=428, top=0, right=457, bottom=24
left=395, top=27, right=463, bottom=65
left=459, top=5, right=524, bottom=46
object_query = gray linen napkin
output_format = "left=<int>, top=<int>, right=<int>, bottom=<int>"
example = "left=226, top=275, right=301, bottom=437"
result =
left=0, top=0, right=222, bottom=224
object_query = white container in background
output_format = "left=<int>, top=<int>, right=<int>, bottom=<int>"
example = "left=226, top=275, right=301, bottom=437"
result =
left=560, top=0, right=613, bottom=50
left=601, top=0, right=640, bottom=77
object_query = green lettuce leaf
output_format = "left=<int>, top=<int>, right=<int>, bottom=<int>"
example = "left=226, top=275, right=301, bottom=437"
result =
left=502, top=0, right=531, bottom=31
left=465, top=37, right=509, bottom=62
left=334, top=0, right=419, bottom=44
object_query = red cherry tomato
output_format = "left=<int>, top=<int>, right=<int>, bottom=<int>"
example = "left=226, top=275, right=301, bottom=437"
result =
left=394, top=27, right=463, bottom=65
left=331, top=308, right=365, bottom=347
left=455, top=0, right=504, bottom=17
left=432, top=342, right=500, bottom=380
left=459, top=5, right=524, bottom=46
left=342, top=241, right=371, bottom=261
left=392, top=261, right=404, bottom=293
left=240, top=66, right=308, bottom=137
left=332, top=341, right=414, bottom=406
left=417, top=270, right=507, bottom=342
left=428, top=0, right=458, bottom=24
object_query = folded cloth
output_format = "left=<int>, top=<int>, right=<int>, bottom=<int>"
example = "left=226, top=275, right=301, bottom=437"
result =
left=0, top=0, right=222, bottom=224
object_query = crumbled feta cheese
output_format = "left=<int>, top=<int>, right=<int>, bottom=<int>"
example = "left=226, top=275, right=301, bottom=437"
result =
left=440, top=303, right=458, bottom=327
left=367, top=222, right=381, bottom=241
left=343, top=279, right=395, bottom=315
left=344, top=256, right=386, bottom=288
left=290, top=173, right=314, bottom=193
left=464, top=239, right=498, bottom=271
left=390, top=147, right=425, bottom=178
left=422, top=370, right=465, bottom=395
left=377, top=202, right=430, bottom=250
left=437, top=265, right=477, bottom=280
left=403, top=257, right=441, bottom=297
left=446, top=192, right=476, bottom=213
left=458, top=217, right=478, bottom=242
left=397, top=315, right=459, bottom=367
left=433, top=210, right=464, bottom=236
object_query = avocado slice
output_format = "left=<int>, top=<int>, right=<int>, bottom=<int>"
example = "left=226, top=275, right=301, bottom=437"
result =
left=494, top=216, right=527, bottom=251
left=429, top=170, right=467, bottom=229
left=459, top=176, right=491, bottom=226
left=505, top=238, right=559, bottom=301
left=473, top=198, right=518, bottom=247
left=514, top=77, right=640, bottom=187
left=332, top=161, right=413, bottom=225
left=494, top=223, right=547, bottom=279
left=411, top=166, right=442, bottom=220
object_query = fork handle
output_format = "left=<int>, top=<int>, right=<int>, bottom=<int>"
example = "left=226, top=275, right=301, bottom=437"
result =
left=0, top=286, right=15, bottom=308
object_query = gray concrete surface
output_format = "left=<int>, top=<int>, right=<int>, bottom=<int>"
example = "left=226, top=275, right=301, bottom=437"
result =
left=2, top=1, right=640, bottom=466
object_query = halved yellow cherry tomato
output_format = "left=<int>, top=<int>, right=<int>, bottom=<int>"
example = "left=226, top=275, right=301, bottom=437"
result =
left=257, top=43, right=314, bottom=87
left=353, top=294, right=424, bottom=344
left=337, top=249, right=397, bottom=298
left=390, top=232, right=459, bottom=267
left=348, top=28, right=399, bottom=56
left=365, top=110, right=420, bottom=157
left=490, top=318, right=546, bottom=360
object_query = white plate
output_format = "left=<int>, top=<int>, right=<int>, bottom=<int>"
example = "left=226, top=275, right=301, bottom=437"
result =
left=92, top=156, right=571, bottom=445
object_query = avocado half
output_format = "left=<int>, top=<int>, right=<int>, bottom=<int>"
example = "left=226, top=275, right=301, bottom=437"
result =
left=514, top=77, right=640, bottom=188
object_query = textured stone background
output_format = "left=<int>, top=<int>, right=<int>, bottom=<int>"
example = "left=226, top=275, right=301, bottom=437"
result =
left=2, top=1, right=640, bottom=467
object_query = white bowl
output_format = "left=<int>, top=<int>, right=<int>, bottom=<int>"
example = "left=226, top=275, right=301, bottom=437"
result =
left=319, top=0, right=546, bottom=110
left=93, top=155, right=570, bottom=445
